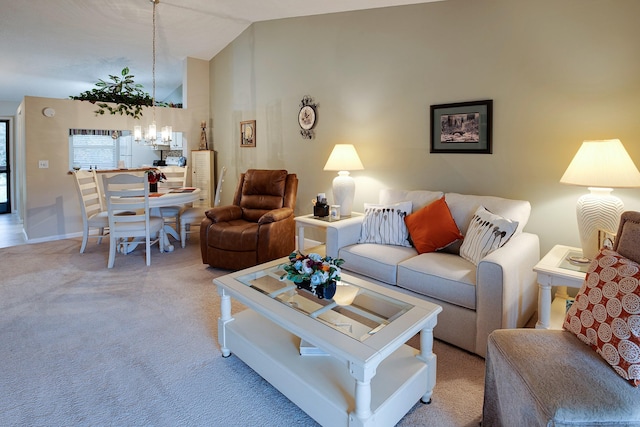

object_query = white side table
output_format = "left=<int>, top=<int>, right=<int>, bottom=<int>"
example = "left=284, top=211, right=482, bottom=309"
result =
left=295, top=213, right=363, bottom=251
left=534, top=245, right=589, bottom=329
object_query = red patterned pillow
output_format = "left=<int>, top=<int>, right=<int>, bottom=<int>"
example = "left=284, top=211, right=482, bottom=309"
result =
left=564, top=249, right=640, bottom=386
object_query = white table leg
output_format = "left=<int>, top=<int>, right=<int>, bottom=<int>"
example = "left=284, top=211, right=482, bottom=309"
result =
left=218, top=287, right=232, bottom=357
left=161, top=226, right=175, bottom=252
left=536, top=281, right=552, bottom=329
left=354, top=379, right=372, bottom=420
left=297, top=225, right=305, bottom=252
left=417, top=324, right=437, bottom=404
left=349, top=361, right=376, bottom=426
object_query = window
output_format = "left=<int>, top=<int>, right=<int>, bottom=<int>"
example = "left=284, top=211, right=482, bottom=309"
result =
left=69, top=129, right=118, bottom=169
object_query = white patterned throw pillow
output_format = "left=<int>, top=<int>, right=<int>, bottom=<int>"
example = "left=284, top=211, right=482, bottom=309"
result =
left=460, top=206, right=518, bottom=265
left=358, top=201, right=412, bottom=247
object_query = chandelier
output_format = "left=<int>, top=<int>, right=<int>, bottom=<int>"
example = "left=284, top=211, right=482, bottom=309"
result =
left=134, top=0, right=172, bottom=147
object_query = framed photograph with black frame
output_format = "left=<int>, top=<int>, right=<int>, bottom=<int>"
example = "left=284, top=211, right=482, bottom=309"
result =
left=240, top=120, right=256, bottom=147
left=430, top=100, right=493, bottom=154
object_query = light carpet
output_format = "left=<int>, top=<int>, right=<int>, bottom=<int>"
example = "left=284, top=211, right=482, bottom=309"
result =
left=0, top=235, right=485, bottom=426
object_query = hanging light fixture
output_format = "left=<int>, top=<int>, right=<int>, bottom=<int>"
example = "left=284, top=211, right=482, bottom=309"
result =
left=134, top=0, right=171, bottom=147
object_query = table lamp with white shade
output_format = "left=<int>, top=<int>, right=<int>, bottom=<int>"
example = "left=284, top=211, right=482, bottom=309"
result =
left=560, top=138, right=640, bottom=261
left=323, top=144, right=364, bottom=217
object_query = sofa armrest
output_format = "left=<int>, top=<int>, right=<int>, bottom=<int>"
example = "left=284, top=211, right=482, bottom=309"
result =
left=325, top=216, right=365, bottom=258
left=475, top=232, right=540, bottom=357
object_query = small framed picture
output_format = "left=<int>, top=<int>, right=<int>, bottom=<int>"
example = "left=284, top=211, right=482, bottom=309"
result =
left=430, top=100, right=492, bottom=154
left=240, top=120, right=256, bottom=147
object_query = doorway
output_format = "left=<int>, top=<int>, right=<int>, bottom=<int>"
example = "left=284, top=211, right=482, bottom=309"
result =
left=0, top=119, right=10, bottom=213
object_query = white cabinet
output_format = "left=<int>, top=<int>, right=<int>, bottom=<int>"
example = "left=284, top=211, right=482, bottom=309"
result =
left=170, top=133, right=183, bottom=150
left=191, top=150, right=215, bottom=207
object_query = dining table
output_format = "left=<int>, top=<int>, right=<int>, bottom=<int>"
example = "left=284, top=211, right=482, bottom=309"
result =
left=121, top=187, right=201, bottom=253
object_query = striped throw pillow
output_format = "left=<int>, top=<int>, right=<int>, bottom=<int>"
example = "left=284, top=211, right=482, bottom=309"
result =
left=460, top=206, right=518, bottom=265
left=358, top=201, right=412, bottom=247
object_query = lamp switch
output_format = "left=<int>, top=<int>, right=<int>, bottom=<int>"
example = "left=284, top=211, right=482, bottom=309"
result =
left=38, top=160, right=49, bottom=168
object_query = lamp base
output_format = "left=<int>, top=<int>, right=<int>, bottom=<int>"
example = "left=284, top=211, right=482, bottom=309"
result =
left=332, top=171, right=355, bottom=217
left=576, top=187, right=623, bottom=260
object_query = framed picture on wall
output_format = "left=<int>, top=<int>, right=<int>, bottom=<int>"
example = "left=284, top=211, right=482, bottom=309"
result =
left=240, top=120, right=256, bottom=147
left=430, top=100, right=492, bottom=154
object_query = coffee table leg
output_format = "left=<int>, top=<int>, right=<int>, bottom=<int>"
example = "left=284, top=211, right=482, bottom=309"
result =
left=354, top=379, right=372, bottom=421
left=218, top=287, right=232, bottom=358
left=418, top=324, right=437, bottom=404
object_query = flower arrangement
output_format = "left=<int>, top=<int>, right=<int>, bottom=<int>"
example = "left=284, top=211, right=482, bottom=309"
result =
left=145, top=168, right=166, bottom=184
left=280, top=252, right=345, bottom=298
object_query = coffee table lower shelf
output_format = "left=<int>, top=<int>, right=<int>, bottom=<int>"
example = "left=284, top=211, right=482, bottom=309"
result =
left=225, top=309, right=429, bottom=427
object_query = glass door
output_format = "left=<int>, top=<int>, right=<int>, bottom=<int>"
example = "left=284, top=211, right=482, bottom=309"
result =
left=0, top=119, right=10, bottom=214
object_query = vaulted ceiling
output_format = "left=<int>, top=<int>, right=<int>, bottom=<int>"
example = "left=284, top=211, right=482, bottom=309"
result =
left=0, top=0, right=444, bottom=103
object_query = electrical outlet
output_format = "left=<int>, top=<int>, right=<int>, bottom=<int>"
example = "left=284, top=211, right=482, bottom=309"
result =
left=38, top=160, right=49, bottom=168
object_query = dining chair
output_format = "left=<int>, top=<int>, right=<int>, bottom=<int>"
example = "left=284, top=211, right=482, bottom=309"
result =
left=157, top=165, right=189, bottom=240
left=179, top=166, right=226, bottom=248
left=73, top=169, right=109, bottom=253
left=102, top=173, right=165, bottom=268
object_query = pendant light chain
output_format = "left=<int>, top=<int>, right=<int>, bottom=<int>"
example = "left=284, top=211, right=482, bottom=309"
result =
left=134, top=0, right=170, bottom=146
left=151, top=0, right=157, bottom=123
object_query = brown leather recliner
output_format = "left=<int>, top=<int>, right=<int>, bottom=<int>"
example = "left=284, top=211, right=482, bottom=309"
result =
left=200, top=169, right=298, bottom=270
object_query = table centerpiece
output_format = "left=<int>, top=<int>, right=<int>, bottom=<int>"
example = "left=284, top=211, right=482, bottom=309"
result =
left=280, top=252, right=345, bottom=299
left=145, top=168, right=166, bottom=192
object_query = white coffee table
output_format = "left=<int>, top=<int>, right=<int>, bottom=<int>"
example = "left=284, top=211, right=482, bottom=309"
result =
left=214, top=258, right=442, bottom=427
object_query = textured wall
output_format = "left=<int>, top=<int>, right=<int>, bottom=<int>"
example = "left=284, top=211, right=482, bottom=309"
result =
left=210, top=0, right=640, bottom=254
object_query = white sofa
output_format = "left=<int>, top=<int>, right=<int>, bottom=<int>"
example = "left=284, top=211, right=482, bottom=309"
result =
left=325, top=189, right=540, bottom=357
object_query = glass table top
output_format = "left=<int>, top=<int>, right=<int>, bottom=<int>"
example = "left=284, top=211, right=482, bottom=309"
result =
left=559, top=250, right=591, bottom=274
left=235, top=265, right=414, bottom=342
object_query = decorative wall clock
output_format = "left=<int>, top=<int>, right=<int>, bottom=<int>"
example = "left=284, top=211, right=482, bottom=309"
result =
left=298, top=95, right=318, bottom=139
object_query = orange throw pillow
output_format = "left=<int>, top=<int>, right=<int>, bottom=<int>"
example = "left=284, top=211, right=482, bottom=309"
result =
left=404, top=197, right=463, bottom=254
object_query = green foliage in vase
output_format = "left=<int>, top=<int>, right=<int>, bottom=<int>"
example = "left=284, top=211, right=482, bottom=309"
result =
left=70, top=67, right=165, bottom=119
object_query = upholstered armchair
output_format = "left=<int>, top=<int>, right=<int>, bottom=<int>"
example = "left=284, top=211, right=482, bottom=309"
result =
left=200, top=169, right=298, bottom=270
left=483, top=211, right=640, bottom=426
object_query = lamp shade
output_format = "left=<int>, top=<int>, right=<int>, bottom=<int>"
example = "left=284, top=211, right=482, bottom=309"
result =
left=323, top=144, right=364, bottom=172
left=560, top=139, right=640, bottom=188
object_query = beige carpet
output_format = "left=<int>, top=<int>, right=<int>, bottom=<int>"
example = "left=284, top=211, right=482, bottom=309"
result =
left=0, top=234, right=485, bottom=426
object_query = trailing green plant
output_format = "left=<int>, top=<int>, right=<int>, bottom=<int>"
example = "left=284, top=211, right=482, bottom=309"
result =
left=70, top=67, right=163, bottom=119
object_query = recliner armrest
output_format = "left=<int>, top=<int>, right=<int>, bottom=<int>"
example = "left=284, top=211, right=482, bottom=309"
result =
left=205, top=205, right=242, bottom=223
left=259, top=207, right=294, bottom=224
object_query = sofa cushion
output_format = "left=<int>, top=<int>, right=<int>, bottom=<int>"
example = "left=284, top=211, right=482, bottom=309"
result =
left=358, top=201, right=412, bottom=247
left=460, top=206, right=519, bottom=265
left=338, top=243, right=417, bottom=285
left=379, top=189, right=444, bottom=212
left=404, top=197, right=463, bottom=254
left=564, top=249, right=640, bottom=386
left=397, top=252, right=476, bottom=310
left=444, top=192, right=531, bottom=236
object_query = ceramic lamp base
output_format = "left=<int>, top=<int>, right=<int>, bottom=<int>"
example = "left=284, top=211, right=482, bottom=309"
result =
left=576, top=187, right=623, bottom=260
left=332, top=171, right=355, bottom=217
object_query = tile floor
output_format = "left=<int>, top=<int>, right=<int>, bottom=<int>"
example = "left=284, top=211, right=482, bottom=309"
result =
left=0, top=213, right=27, bottom=248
